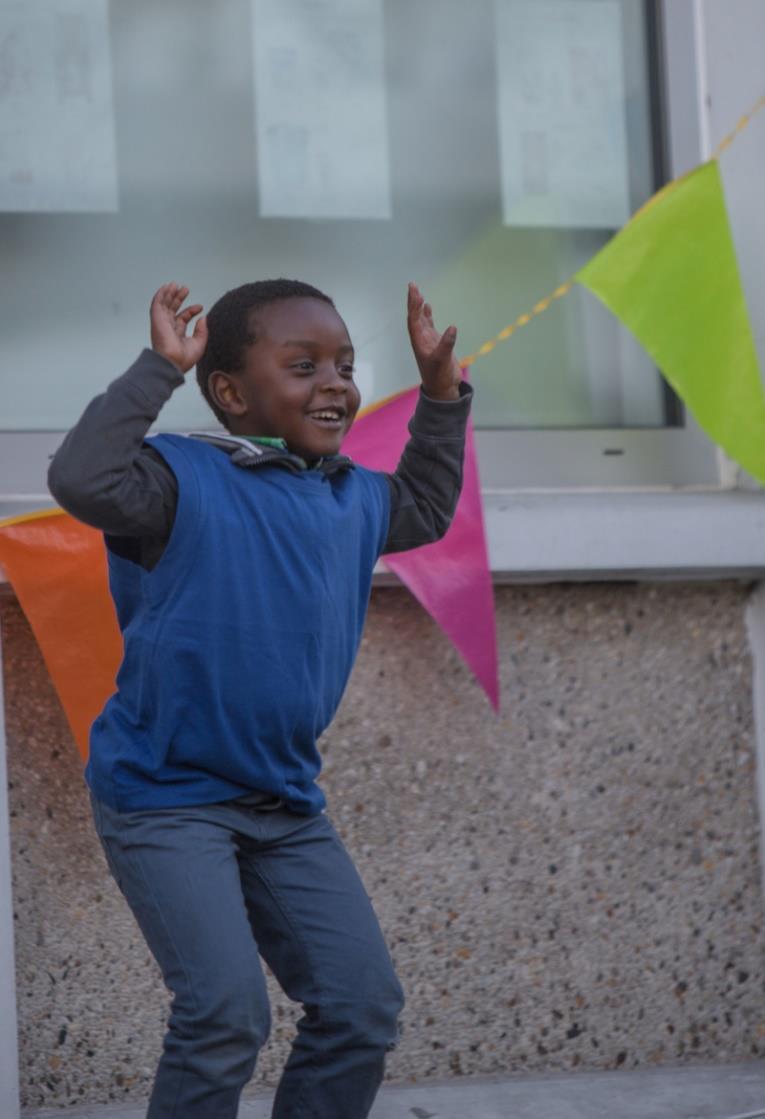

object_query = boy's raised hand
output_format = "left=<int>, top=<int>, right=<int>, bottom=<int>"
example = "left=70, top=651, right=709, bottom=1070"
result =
left=150, top=282, right=208, bottom=373
left=406, top=282, right=461, bottom=402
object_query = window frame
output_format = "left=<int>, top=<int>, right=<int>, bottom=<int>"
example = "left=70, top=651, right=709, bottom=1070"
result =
left=473, top=0, right=723, bottom=491
left=1, top=0, right=760, bottom=583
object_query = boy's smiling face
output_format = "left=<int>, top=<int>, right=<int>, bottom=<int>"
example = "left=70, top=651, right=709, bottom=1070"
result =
left=209, top=297, right=361, bottom=459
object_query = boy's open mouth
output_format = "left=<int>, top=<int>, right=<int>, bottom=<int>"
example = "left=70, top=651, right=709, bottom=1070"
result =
left=306, top=406, right=346, bottom=429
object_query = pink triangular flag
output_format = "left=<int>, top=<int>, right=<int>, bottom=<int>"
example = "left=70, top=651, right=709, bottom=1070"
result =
left=343, top=383, right=499, bottom=709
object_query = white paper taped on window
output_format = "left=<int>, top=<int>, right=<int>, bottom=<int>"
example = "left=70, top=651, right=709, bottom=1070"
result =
left=0, top=0, right=118, bottom=212
left=494, top=0, right=630, bottom=230
left=252, top=0, right=392, bottom=221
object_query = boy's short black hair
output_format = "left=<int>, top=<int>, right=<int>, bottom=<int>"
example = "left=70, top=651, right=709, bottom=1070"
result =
left=196, top=279, right=335, bottom=428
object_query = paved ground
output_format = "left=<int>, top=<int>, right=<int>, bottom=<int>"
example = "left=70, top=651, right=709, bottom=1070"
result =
left=21, top=1060, right=765, bottom=1118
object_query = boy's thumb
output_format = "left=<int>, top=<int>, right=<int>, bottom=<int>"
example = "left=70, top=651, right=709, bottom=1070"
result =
left=194, top=315, right=208, bottom=338
left=437, top=325, right=457, bottom=355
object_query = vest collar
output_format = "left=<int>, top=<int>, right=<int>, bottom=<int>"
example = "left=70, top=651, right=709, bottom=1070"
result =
left=186, top=431, right=355, bottom=477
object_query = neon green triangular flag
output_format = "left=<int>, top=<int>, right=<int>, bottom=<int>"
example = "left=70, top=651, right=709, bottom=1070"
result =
left=576, top=159, right=765, bottom=481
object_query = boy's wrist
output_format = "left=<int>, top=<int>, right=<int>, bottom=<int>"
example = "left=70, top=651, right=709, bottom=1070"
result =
left=421, top=385, right=461, bottom=402
left=148, top=346, right=185, bottom=375
left=420, top=381, right=471, bottom=405
left=412, top=381, right=473, bottom=438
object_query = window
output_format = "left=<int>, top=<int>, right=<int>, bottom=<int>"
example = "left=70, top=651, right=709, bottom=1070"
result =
left=0, top=1, right=721, bottom=497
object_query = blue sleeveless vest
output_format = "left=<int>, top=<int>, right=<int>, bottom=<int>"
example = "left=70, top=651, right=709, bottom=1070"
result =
left=86, top=434, right=390, bottom=814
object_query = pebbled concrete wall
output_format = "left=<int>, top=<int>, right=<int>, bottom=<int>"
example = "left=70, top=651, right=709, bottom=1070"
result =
left=4, top=581, right=765, bottom=1109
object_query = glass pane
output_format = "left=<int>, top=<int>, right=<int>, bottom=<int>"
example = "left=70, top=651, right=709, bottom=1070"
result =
left=0, top=0, right=667, bottom=432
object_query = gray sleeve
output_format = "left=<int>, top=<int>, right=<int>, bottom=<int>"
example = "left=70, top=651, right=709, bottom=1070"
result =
left=47, top=348, right=184, bottom=540
left=383, top=381, right=473, bottom=554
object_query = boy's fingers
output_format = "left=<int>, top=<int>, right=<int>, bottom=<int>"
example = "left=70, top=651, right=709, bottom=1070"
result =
left=178, top=304, right=203, bottom=324
left=407, top=282, right=423, bottom=315
left=171, top=286, right=188, bottom=312
left=157, top=283, right=177, bottom=308
left=406, top=296, right=425, bottom=344
left=192, top=315, right=208, bottom=339
left=434, top=326, right=457, bottom=359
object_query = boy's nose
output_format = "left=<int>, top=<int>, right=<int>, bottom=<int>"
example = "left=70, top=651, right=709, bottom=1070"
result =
left=316, top=365, right=348, bottom=391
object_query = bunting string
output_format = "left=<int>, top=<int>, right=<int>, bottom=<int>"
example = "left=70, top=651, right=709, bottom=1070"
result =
left=459, top=93, right=765, bottom=370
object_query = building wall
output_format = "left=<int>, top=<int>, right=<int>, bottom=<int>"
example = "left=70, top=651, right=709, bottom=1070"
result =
left=4, top=581, right=765, bottom=1109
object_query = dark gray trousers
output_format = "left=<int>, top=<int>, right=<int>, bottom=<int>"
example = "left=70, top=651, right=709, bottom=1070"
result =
left=90, top=791, right=404, bottom=1119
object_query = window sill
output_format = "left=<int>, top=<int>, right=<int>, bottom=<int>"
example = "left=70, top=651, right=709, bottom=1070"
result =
left=373, top=489, right=765, bottom=584
left=2, top=490, right=765, bottom=587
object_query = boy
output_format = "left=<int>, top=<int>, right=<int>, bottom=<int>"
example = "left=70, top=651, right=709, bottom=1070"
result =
left=48, top=278, right=472, bottom=1119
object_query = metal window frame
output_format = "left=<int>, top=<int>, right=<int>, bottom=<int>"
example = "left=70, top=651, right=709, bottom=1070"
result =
left=473, top=0, right=722, bottom=491
left=0, top=0, right=724, bottom=514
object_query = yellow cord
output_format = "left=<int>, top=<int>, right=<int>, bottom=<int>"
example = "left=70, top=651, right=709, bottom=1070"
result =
left=459, top=94, right=765, bottom=370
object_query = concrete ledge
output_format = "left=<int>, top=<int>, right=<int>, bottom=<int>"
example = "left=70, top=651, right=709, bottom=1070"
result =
left=482, top=490, right=765, bottom=581
left=5, top=490, right=765, bottom=586
left=21, top=1061, right=765, bottom=1119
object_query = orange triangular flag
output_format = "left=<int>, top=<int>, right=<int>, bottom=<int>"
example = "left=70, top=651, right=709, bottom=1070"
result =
left=0, top=510, right=120, bottom=758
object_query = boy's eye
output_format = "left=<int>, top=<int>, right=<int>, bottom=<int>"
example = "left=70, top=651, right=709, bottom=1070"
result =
left=293, top=361, right=315, bottom=373
left=339, top=364, right=355, bottom=377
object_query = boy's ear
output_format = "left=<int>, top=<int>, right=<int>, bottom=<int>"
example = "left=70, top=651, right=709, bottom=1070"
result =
left=208, top=370, right=247, bottom=418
